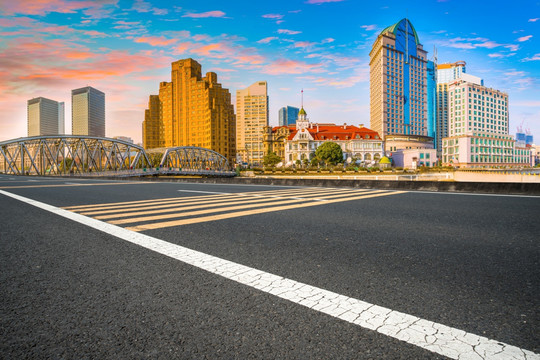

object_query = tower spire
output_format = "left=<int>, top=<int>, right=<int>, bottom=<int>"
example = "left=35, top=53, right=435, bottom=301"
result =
left=301, top=88, right=304, bottom=109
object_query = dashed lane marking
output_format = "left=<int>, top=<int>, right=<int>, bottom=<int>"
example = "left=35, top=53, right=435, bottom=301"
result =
left=1, top=188, right=537, bottom=360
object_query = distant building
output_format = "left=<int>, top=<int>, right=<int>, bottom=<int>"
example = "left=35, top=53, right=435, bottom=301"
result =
left=427, top=60, right=437, bottom=148
left=436, top=61, right=483, bottom=156
left=142, top=95, right=163, bottom=149
left=369, top=18, right=429, bottom=147
left=142, top=58, right=236, bottom=163
left=236, top=81, right=268, bottom=165
left=278, top=106, right=299, bottom=126
left=72, top=86, right=105, bottom=137
left=112, top=136, right=134, bottom=144
left=265, top=107, right=384, bottom=165
left=441, top=79, right=530, bottom=167
left=27, top=97, right=65, bottom=136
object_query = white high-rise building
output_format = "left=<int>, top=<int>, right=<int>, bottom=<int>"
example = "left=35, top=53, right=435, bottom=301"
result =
left=236, top=81, right=268, bottom=165
left=27, top=97, right=65, bottom=136
left=72, top=86, right=105, bottom=137
left=441, top=79, right=530, bottom=167
left=436, top=61, right=484, bottom=155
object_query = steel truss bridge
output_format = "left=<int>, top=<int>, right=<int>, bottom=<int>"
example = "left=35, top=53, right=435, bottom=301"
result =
left=0, top=136, right=235, bottom=177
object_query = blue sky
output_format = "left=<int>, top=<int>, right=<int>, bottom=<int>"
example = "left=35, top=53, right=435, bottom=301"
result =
left=0, top=0, right=538, bottom=143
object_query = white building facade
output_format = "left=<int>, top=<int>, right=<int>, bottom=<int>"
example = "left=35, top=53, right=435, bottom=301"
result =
left=442, top=79, right=530, bottom=167
left=284, top=108, right=384, bottom=165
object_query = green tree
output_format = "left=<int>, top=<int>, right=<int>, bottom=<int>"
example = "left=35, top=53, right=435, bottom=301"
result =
left=315, top=142, right=344, bottom=165
left=263, top=152, right=281, bottom=166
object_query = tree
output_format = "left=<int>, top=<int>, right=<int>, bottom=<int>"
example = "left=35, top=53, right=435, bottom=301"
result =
left=315, top=142, right=344, bottom=165
left=263, top=151, right=281, bottom=166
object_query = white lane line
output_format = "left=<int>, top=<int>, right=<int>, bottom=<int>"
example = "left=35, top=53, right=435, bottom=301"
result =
left=0, top=189, right=537, bottom=360
left=407, top=190, right=540, bottom=199
left=178, top=190, right=234, bottom=195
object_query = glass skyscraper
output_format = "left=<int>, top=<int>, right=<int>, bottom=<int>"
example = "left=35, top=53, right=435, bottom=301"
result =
left=27, top=97, right=65, bottom=136
left=369, top=18, right=428, bottom=141
left=278, top=106, right=299, bottom=126
left=72, top=86, right=105, bottom=137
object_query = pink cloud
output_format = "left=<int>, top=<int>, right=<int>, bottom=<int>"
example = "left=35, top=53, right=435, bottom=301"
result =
left=294, top=41, right=316, bottom=48
left=257, top=37, right=278, bottom=44
left=262, top=59, right=324, bottom=75
left=135, top=36, right=177, bottom=46
left=517, top=35, right=533, bottom=42
left=0, top=0, right=118, bottom=16
left=190, top=42, right=265, bottom=65
left=182, top=10, right=226, bottom=18
left=278, top=29, right=301, bottom=35
left=83, top=30, right=108, bottom=37
left=130, top=0, right=168, bottom=15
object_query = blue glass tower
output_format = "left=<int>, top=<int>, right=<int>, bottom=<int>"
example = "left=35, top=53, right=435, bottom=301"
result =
left=278, top=106, right=299, bottom=126
left=427, top=60, right=437, bottom=147
left=370, top=18, right=428, bottom=139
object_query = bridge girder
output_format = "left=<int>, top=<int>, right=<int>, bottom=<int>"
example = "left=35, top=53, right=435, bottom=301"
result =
left=0, top=136, right=234, bottom=177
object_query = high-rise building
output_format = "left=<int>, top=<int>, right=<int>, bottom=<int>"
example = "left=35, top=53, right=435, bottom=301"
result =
left=142, top=58, right=236, bottom=163
left=27, top=97, right=65, bottom=136
left=441, top=79, right=530, bottom=167
left=427, top=60, right=437, bottom=147
left=278, top=106, right=299, bottom=126
left=437, top=61, right=466, bottom=84
left=436, top=61, right=484, bottom=155
left=236, top=81, right=268, bottom=165
left=71, top=86, right=105, bottom=137
left=369, top=18, right=428, bottom=146
left=142, top=95, right=163, bottom=149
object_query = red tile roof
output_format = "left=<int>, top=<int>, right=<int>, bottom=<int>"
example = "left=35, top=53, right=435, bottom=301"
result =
left=276, top=124, right=380, bottom=141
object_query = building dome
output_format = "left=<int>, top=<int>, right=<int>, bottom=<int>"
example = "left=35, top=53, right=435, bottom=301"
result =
left=298, top=107, right=306, bottom=116
left=379, top=156, right=392, bottom=164
left=379, top=18, right=420, bottom=45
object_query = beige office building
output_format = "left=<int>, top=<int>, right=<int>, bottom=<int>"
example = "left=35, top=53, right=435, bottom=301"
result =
left=236, top=81, right=268, bottom=165
left=72, top=86, right=105, bottom=137
left=27, top=97, right=65, bottom=136
left=143, top=58, right=236, bottom=163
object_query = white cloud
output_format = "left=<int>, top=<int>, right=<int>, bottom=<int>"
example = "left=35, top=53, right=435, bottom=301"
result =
left=488, top=53, right=516, bottom=58
left=517, top=35, right=532, bottom=42
left=528, top=18, right=539, bottom=22
left=522, top=53, right=540, bottom=61
left=361, top=25, right=377, bottom=31
left=278, top=29, right=301, bottom=35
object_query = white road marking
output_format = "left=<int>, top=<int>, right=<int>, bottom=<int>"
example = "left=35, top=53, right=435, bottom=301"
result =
left=0, top=189, right=537, bottom=360
left=179, top=190, right=332, bottom=202
left=178, top=190, right=235, bottom=195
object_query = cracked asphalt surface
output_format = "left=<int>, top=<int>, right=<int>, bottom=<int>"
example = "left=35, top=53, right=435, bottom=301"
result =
left=0, top=175, right=538, bottom=359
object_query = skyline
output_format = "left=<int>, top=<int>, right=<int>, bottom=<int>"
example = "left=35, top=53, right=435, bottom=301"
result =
left=0, top=0, right=539, bottom=144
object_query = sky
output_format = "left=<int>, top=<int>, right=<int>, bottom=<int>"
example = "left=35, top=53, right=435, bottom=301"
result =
left=0, top=0, right=539, bottom=145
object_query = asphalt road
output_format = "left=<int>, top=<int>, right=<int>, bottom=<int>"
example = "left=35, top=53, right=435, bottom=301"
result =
left=0, top=174, right=538, bottom=359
